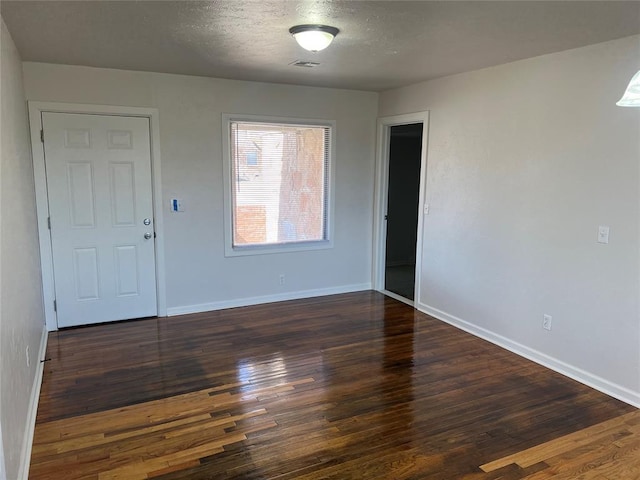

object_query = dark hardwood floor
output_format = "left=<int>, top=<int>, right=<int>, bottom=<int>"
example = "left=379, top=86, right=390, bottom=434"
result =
left=30, top=291, right=638, bottom=479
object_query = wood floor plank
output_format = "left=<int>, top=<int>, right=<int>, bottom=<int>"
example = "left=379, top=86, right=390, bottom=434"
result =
left=480, top=410, right=640, bottom=472
left=30, top=291, right=636, bottom=479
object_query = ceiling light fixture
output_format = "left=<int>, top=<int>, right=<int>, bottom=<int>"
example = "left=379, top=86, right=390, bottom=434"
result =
left=616, top=70, right=640, bottom=107
left=289, top=24, right=339, bottom=52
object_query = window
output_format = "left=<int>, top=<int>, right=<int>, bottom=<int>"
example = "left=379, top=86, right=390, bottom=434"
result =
left=223, top=115, right=333, bottom=255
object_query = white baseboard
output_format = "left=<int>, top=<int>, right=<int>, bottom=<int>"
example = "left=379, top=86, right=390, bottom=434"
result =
left=0, top=426, right=5, bottom=480
left=17, top=325, right=48, bottom=480
left=167, top=283, right=372, bottom=317
left=416, top=301, right=640, bottom=409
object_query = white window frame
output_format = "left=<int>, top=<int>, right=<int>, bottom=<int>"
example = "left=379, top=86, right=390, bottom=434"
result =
left=222, top=114, right=335, bottom=257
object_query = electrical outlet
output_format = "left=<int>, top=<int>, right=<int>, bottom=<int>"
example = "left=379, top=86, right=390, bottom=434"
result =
left=543, top=314, right=552, bottom=331
left=279, top=274, right=285, bottom=285
left=26, top=345, right=30, bottom=367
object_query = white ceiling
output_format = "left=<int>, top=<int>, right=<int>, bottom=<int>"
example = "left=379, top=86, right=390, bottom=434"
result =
left=2, top=1, right=639, bottom=92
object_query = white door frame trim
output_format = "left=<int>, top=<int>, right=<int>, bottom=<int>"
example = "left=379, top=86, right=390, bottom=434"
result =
left=28, top=102, right=167, bottom=331
left=372, top=111, right=430, bottom=306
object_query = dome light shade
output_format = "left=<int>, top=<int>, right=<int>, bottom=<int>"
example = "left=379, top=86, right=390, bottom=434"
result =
left=289, top=25, right=339, bottom=52
left=617, top=70, right=640, bottom=107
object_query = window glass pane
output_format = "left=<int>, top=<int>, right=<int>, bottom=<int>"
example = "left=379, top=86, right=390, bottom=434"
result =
left=230, top=121, right=329, bottom=248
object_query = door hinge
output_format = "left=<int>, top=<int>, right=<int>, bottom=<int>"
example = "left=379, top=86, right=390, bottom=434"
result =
left=47, top=217, right=51, bottom=230
left=53, top=300, right=57, bottom=312
left=40, top=129, right=44, bottom=143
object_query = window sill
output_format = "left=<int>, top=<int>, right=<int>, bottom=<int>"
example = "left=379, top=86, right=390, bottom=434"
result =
left=224, top=239, right=333, bottom=257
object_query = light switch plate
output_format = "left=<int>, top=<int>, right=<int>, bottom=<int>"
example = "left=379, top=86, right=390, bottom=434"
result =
left=597, top=225, right=609, bottom=244
left=171, top=199, right=184, bottom=212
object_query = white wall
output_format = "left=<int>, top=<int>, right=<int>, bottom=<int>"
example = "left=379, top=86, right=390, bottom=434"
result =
left=380, top=35, right=640, bottom=405
left=23, top=63, right=378, bottom=315
left=0, top=18, right=47, bottom=480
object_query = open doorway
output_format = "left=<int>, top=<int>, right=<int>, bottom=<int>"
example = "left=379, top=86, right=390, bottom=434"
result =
left=384, top=123, right=423, bottom=300
left=373, top=112, right=428, bottom=307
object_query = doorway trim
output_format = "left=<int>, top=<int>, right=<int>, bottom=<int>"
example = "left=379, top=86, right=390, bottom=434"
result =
left=28, top=102, right=167, bottom=331
left=373, top=111, right=429, bottom=306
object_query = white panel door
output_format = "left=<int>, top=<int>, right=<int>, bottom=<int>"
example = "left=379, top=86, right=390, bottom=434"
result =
left=43, top=112, right=157, bottom=327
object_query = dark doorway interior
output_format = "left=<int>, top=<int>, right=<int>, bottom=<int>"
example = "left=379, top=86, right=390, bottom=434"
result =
left=384, top=123, right=423, bottom=301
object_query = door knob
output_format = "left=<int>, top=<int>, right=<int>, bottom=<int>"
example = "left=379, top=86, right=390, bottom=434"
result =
left=144, top=232, right=152, bottom=240
left=143, top=218, right=151, bottom=225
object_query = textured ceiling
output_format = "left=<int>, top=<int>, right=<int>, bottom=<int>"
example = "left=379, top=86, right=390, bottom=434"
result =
left=2, top=1, right=640, bottom=92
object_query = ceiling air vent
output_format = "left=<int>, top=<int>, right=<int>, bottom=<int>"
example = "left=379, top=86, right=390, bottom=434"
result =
left=291, top=60, right=320, bottom=68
